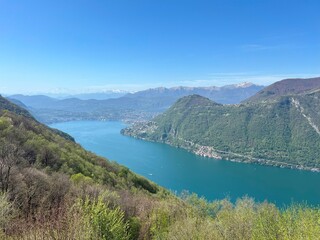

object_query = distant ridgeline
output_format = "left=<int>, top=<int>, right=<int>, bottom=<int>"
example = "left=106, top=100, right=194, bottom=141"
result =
left=122, top=77, right=320, bottom=171
left=7, top=83, right=263, bottom=124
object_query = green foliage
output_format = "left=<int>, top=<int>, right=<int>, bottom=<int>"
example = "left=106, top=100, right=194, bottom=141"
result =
left=181, top=191, right=223, bottom=218
left=150, top=205, right=171, bottom=239
left=150, top=194, right=320, bottom=240
left=251, top=203, right=282, bottom=239
left=71, top=173, right=94, bottom=185
left=0, top=193, right=14, bottom=231
left=0, top=118, right=10, bottom=130
left=130, top=175, right=158, bottom=194
left=127, top=217, right=141, bottom=240
left=76, top=196, right=130, bottom=240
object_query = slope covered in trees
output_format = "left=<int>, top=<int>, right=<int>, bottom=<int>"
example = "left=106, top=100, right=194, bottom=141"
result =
left=0, top=95, right=162, bottom=239
left=122, top=80, right=320, bottom=170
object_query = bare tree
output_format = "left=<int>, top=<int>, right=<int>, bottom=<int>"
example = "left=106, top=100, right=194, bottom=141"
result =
left=0, top=143, right=21, bottom=192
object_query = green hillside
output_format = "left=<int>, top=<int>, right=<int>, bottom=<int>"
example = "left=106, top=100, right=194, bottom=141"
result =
left=0, top=95, right=163, bottom=239
left=122, top=89, right=320, bottom=170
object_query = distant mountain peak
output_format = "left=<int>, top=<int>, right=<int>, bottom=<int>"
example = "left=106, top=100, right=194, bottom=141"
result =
left=234, top=82, right=255, bottom=88
left=169, top=83, right=258, bottom=91
left=222, top=82, right=258, bottom=89
left=175, top=94, right=220, bottom=107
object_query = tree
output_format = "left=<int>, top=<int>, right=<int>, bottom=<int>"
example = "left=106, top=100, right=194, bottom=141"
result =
left=77, top=196, right=130, bottom=240
left=0, top=193, right=14, bottom=233
left=0, top=142, right=21, bottom=192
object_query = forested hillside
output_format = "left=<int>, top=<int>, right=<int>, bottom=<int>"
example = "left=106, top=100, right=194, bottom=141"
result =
left=122, top=79, right=320, bottom=170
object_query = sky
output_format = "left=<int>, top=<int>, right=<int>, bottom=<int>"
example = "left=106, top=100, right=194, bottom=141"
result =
left=0, top=0, right=319, bottom=94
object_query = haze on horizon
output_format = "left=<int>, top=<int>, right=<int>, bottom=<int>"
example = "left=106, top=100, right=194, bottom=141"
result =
left=0, top=0, right=319, bottom=95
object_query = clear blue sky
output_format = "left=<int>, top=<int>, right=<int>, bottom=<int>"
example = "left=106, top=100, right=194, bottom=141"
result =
left=0, top=0, right=319, bottom=94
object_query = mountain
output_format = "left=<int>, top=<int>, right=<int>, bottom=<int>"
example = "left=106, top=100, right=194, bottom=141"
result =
left=61, top=91, right=129, bottom=100
left=0, top=95, right=34, bottom=118
left=125, top=82, right=263, bottom=104
left=122, top=78, right=320, bottom=171
left=8, top=94, right=59, bottom=108
left=8, top=83, right=263, bottom=123
left=4, top=97, right=29, bottom=109
left=245, top=77, right=320, bottom=103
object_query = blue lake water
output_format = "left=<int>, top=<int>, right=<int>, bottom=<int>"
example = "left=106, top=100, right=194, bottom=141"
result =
left=50, top=121, right=320, bottom=207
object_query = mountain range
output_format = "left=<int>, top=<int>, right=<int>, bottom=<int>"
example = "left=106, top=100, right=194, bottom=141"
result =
left=8, top=82, right=263, bottom=123
left=49, top=90, right=129, bottom=100
left=122, top=77, right=320, bottom=171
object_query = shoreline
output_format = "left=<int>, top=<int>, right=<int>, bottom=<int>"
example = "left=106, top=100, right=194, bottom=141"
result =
left=122, top=131, right=320, bottom=173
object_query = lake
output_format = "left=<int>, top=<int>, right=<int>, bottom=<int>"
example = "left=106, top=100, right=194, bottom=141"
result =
left=50, top=121, right=320, bottom=207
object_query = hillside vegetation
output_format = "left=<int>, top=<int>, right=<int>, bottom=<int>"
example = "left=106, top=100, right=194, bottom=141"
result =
left=1, top=95, right=320, bottom=239
left=122, top=78, right=320, bottom=170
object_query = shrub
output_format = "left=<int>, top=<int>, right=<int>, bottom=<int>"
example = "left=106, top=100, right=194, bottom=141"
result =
left=75, top=196, right=130, bottom=240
